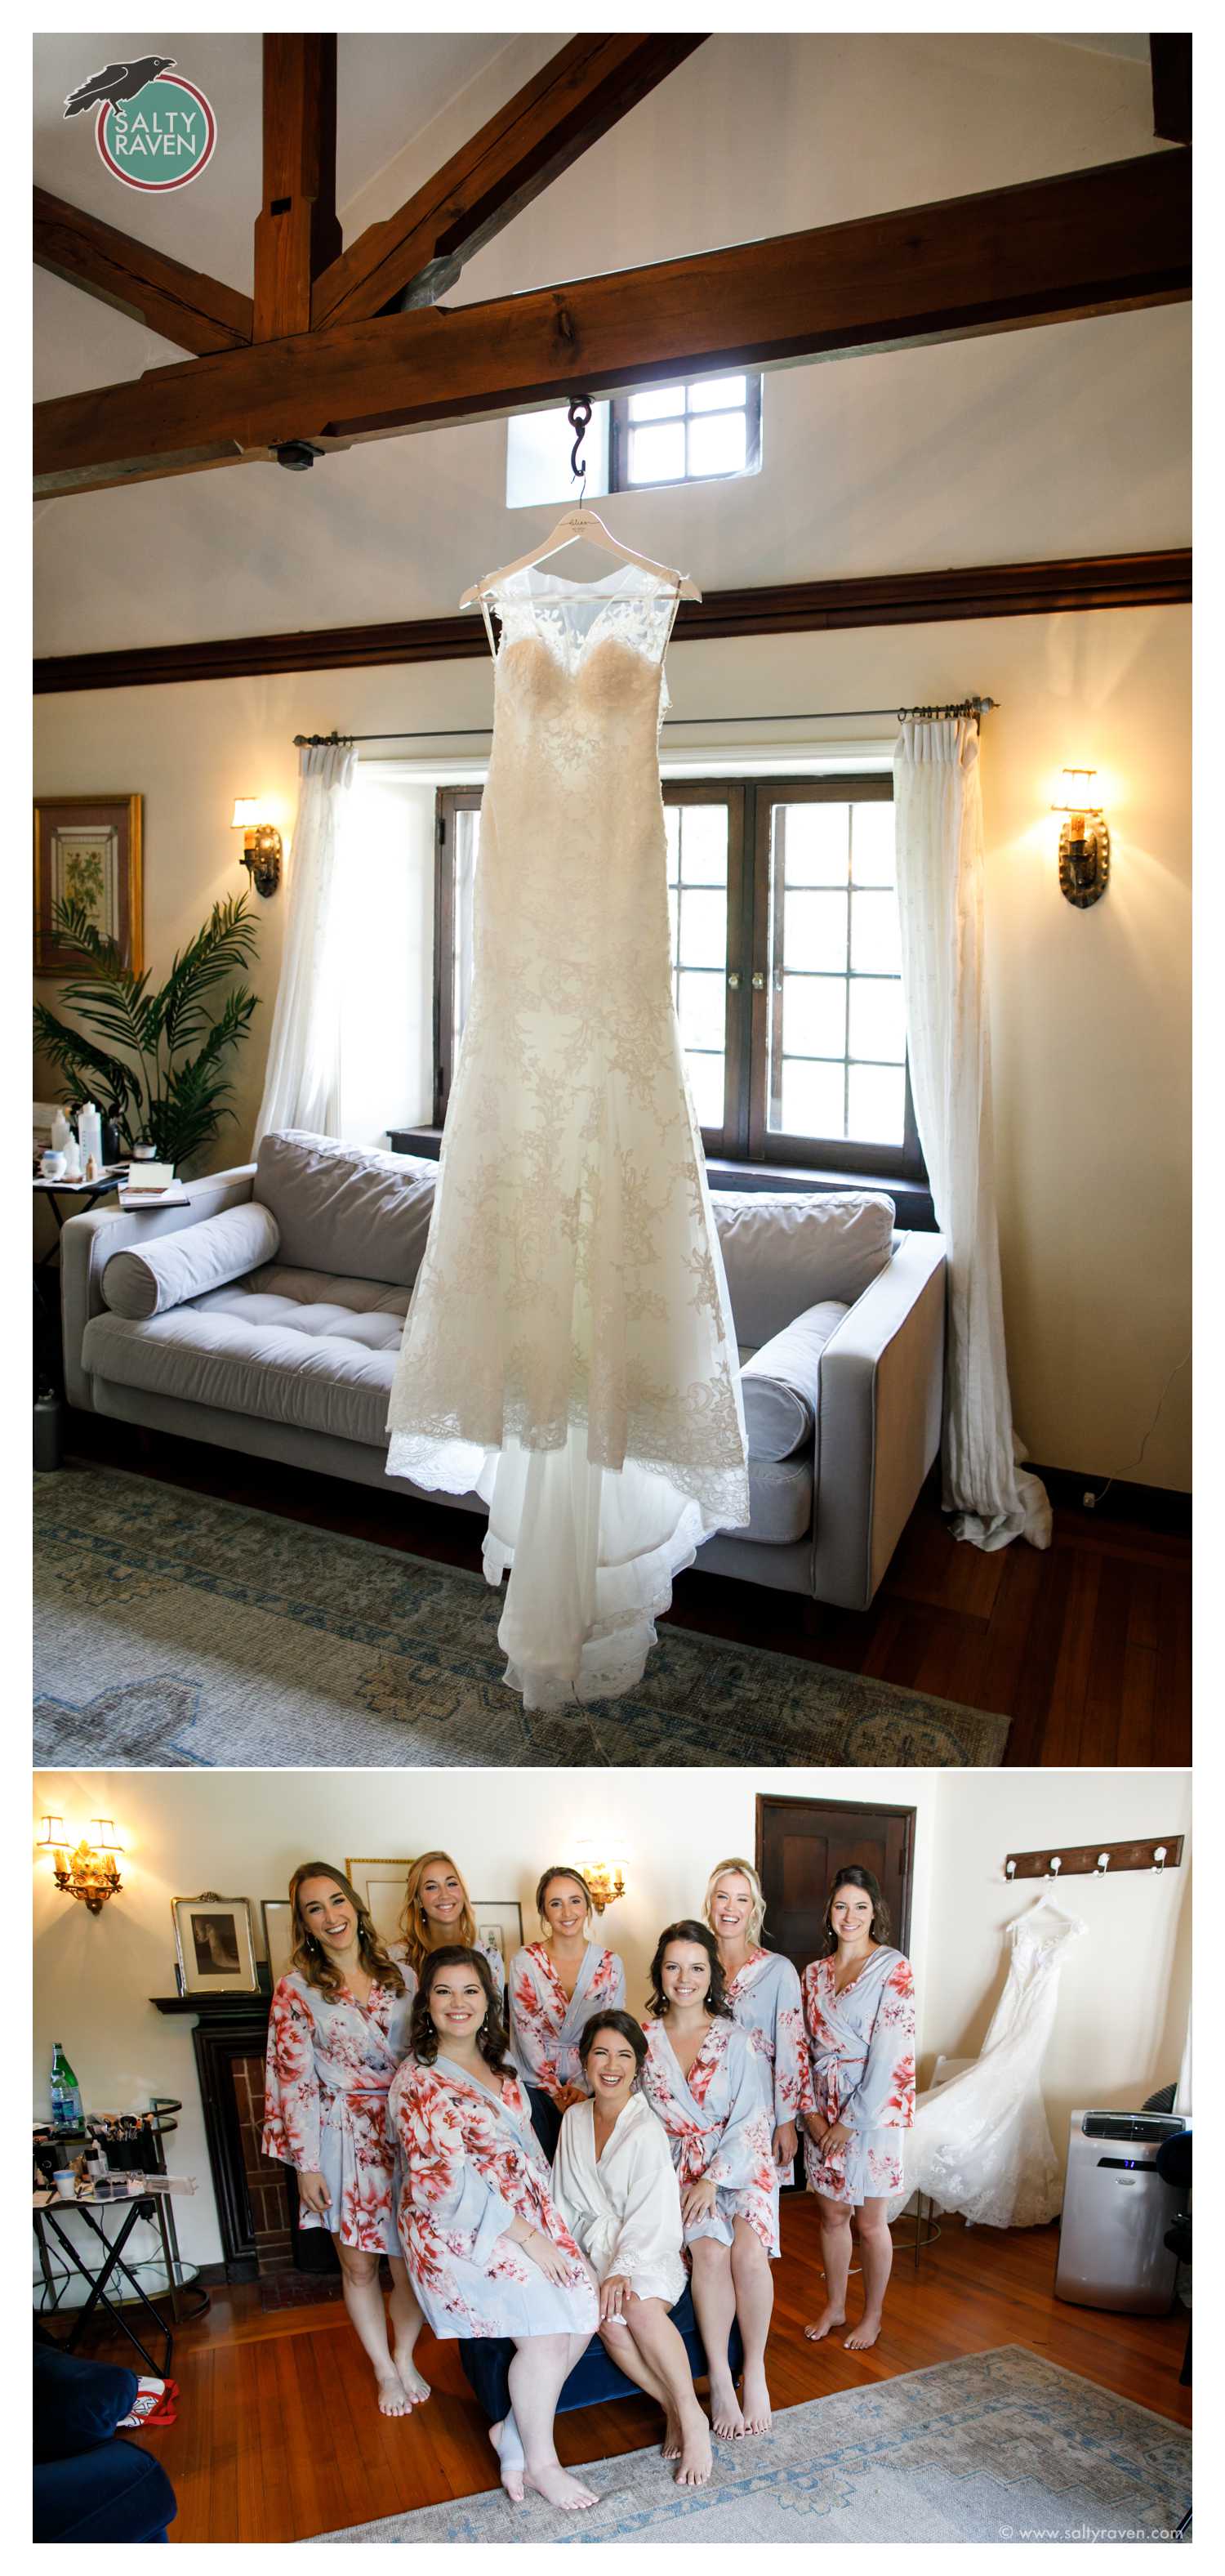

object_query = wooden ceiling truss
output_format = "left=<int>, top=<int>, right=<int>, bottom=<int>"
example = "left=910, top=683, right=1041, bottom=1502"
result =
left=33, top=32, right=1192, bottom=502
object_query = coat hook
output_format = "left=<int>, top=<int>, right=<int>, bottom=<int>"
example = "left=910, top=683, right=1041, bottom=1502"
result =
left=1004, top=1859, right=1017, bottom=1881
left=1047, top=1856, right=1062, bottom=1878
left=1153, top=1845, right=1167, bottom=1873
left=1096, top=1851, right=1110, bottom=1875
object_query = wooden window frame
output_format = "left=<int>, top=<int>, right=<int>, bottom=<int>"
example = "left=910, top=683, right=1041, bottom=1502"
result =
left=609, top=373, right=762, bottom=494
left=432, top=770, right=926, bottom=1190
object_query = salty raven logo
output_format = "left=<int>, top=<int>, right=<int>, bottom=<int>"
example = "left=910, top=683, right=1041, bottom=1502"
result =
left=64, top=57, right=176, bottom=118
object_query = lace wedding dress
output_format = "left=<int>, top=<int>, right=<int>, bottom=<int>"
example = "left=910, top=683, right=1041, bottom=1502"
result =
left=887, top=1902, right=1085, bottom=2229
left=385, top=561, right=750, bottom=1708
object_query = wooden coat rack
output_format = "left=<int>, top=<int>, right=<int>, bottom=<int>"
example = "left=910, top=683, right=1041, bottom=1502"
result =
left=1004, top=1836, right=1183, bottom=1882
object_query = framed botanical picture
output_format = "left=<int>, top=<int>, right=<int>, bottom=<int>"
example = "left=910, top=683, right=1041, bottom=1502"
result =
left=33, top=793, right=143, bottom=976
left=172, top=1892, right=260, bottom=1995
left=261, top=1898, right=296, bottom=1989
left=470, top=1900, right=523, bottom=1972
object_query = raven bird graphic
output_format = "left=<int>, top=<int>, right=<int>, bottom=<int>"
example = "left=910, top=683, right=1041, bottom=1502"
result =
left=63, top=57, right=176, bottom=118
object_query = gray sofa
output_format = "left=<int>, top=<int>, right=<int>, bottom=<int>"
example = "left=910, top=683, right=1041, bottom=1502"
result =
left=60, top=1130, right=946, bottom=1613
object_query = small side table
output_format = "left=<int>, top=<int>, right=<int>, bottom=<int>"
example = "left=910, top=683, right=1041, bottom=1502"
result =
left=33, top=2189, right=179, bottom=2375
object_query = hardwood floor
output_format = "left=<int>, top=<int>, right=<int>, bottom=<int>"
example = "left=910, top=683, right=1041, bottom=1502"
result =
left=66, top=1418, right=1192, bottom=1763
left=75, top=2197, right=1189, bottom=2543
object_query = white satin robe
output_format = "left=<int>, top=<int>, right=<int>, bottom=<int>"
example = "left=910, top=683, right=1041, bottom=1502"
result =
left=552, top=2092, right=687, bottom=2315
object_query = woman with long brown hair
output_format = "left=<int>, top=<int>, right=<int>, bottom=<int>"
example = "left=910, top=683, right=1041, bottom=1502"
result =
left=801, top=1865, right=915, bottom=2353
left=391, top=1947, right=599, bottom=2513
left=508, top=1865, right=625, bottom=2157
left=262, top=1862, right=429, bottom=2417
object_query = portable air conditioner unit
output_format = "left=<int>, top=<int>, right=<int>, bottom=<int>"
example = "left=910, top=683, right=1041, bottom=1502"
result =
left=1055, top=2109, right=1188, bottom=2315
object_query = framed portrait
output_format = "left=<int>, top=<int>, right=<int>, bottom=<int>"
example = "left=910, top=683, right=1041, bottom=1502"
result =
left=261, top=1898, right=296, bottom=1988
left=470, top=1901, right=523, bottom=1971
left=34, top=793, right=143, bottom=976
left=172, top=1892, right=260, bottom=1995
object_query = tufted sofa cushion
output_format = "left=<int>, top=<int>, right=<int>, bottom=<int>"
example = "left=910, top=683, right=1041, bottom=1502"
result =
left=82, top=1263, right=410, bottom=1450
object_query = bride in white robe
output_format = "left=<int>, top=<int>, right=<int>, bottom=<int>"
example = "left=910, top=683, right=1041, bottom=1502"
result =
left=552, top=2011, right=712, bottom=2488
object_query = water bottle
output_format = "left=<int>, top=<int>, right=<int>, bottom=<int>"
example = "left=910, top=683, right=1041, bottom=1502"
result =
left=78, top=1102, right=103, bottom=1181
left=50, top=2041, right=83, bottom=2132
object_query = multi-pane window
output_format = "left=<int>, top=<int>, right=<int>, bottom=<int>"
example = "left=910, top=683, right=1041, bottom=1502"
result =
left=433, top=775, right=924, bottom=1184
left=610, top=377, right=762, bottom=492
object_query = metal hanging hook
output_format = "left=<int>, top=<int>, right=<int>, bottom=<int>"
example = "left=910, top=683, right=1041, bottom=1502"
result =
left=567, top=394, right=593, bottom=496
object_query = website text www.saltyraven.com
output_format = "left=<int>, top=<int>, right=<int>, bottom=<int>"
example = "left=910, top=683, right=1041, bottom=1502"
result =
left=996, top=2528, right=1183, bottom=2543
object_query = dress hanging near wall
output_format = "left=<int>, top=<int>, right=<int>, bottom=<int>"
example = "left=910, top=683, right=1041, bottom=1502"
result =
left=888, top=1900, right=1085, bottom=2230
left=385, top=563, right=749, bottom=1708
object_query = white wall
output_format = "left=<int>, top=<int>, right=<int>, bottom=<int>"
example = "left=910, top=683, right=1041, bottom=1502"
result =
left=32, top=1764, right=1187, bottom=2270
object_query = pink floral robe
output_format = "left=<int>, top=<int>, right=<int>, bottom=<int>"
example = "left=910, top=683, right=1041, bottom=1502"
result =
left=262, top=1967, right=417, bottom=2252
left=508, top=1941, right=625, bottom=2104
left=641, top=2015, right=780, bottom=2258
left=801, top=1946, right=916, bottom=2208
left=724, top=1947, right=814, bottom=2185
left=390, top=2052, right=599, bottom=2339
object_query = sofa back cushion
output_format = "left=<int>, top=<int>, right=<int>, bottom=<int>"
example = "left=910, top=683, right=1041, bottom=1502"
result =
left=713, top=1190, right=895, bottom=1346
left=253, top=1131, right=436, bottom=1288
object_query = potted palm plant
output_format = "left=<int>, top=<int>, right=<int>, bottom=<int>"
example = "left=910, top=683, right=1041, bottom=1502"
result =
left=33, top=892, right=261, bottom=1173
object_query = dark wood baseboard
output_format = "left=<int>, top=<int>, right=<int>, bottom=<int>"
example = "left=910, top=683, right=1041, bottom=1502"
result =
left=1028, top=1463, right=1191, bottom=1536
left=33, top=550, right=1190, bottom=694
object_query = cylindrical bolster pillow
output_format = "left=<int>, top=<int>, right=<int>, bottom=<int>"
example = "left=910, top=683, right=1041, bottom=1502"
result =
left=740, top=1298, right=849, bottom=1461
left=101, top=1201, right=280, bottom=1322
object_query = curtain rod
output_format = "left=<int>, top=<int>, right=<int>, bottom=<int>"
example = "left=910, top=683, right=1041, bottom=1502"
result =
left=293, top=697, right=997, bottom=748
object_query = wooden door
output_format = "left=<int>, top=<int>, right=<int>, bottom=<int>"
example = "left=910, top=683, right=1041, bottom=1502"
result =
left=755, top=1793, right=915, bottom=1978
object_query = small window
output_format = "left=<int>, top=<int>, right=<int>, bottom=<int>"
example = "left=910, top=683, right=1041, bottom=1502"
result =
left=609, top=376, right=762, bottom=493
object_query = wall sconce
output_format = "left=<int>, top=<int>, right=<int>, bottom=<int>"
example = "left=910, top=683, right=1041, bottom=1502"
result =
left=1051, top=769, right=1110, bottom=909
left=576, top=1845, right=627, bottom=1915
left=231, top=798, right=283, bottom=898
left=38, top=1815, right=124, bottom=1913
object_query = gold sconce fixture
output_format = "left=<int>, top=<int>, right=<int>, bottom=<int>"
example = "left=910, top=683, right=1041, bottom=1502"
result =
left=231, top=798, right=283, bottom=897
left=38, top=1815, right=124, bottom=1913
left=577, top=1845, right=627, bottom=1915
left=1051, top=769, right=1110, bottom=909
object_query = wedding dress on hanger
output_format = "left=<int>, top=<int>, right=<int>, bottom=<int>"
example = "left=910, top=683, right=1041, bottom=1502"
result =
left=385, top=558, right=750, bottom=1708
left=888, top=1898, right=1086, bottom=2229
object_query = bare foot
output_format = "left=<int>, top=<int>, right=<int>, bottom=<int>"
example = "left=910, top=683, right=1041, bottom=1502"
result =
left=489, top=2418, right=524, bottom=2502
left=804, top=2305, right=847, bottom=2343
left=395, top=2352, right=431, bottom=2405
left=376, top=2373, right=412, bottom=2417
left=662, top=2409, right=683, bottom=2461
left=844, top=2316, right=883, bottom=2352
left=708, top=2377, right=746, bottom=2440
left=523, top=2462, right=599, bottom=2511
left=675, top=2418, right=713, bottom=2486
left=740, top=2368, right=772, bottom=2435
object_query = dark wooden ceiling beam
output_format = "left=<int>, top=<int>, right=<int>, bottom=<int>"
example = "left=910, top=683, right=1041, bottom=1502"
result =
left=33, top=184, right=253, bottom=354
left=252, top=33, right=342, bottom=341
left=310, top=33, right=709, bottom=328
left=34, top=150, right=1191, bottom=498
left=1150, top=35, right=1192, bottom=144
left=33, top=551, right=1192, bottom=692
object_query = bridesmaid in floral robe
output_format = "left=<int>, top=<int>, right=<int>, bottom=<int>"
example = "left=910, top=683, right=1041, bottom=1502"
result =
left=391, top=1947, right=600, bottom=2514
left=262, top=1862, right=428, bottom=2417
left=801, top=1864, right=916, bottom=2354
left=641, top=1921, right=779, bottom=2442
left=509, top=1866, right=625, bottom=2154
left=705, top=1856, right=813, bottom=2180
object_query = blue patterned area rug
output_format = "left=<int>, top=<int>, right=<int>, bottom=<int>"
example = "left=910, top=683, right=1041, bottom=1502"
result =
left=33, top=1465, right=1009, bottom=1768
left=311, top=2348, right=1187, bottom=2544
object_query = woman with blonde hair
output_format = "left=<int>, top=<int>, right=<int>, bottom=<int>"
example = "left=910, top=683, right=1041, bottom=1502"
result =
left=262, top=1862, right=429, bottom=2416
left=704, top=1858, right=813, bottom=2179
left=398, top=1851, right=508, bottom=2006
left=509, top=1866, right=625, bottom=2157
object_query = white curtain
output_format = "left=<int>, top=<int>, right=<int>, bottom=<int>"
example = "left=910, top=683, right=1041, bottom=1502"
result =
left=252, top=740, right=355, bottom=1148
left=893, top=717, right=1051, bottom=1551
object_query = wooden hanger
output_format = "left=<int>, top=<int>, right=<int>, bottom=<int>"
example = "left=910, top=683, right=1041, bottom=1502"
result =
left=459, top=504, right=702, bottom=611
